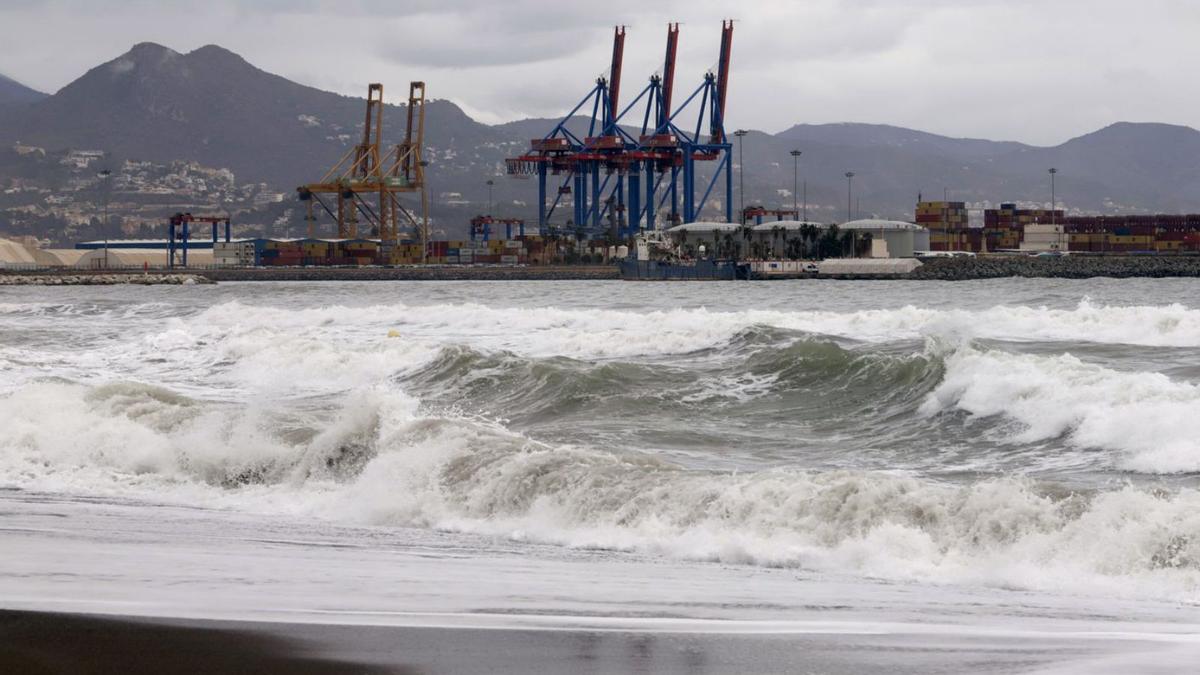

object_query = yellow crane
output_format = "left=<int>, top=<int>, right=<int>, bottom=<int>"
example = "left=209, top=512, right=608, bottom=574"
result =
left=297, top=82, right=428, bottom=259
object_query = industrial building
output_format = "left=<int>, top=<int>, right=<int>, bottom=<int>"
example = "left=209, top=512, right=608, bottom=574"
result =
left=750, top=220, right=829, bottom=258
left=663, top=222, right=743, bottom=258
left=841, top=219, right=930, bottom=258
left=660, top=219, right=929, bottom=260
left=0, top=237, right=84, bottom=268
left=76, top=249, right=213, bottom=269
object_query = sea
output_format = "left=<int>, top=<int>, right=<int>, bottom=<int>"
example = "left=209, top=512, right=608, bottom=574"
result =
left=2, top=278, right=1199, bottom=672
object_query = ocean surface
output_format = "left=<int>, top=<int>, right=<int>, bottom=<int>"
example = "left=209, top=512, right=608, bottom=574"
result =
left=2, top=278, right=1200, bottom=672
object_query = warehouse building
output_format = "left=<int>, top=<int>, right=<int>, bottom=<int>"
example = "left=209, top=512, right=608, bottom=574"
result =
left=0, top=237, right=87, bottom=268
left=75, top=249, right=213, bottom=269
left=840, top=219, right=930, bottom=258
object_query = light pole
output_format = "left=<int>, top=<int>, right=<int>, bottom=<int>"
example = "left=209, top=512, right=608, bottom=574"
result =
left=97, top=169, right=111, bottom=268
left=734, top=129, right=748, bottom=223
left=1048, top=168, right=1058, bottom=227
left=844, top=171, right=855, bottom=223
left=790, top=149, right=801, bottom=221
left=486, top=179, right=494, bottom=215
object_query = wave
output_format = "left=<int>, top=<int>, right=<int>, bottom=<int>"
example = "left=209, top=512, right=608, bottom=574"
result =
left=922, top=345, right=1200, bottom=474
left=7, top=290, right=1200, bottom=601
left=179, top=297, right=1200, bottom=364
left=2, top=377, right=1199, bottom=602
left=397, top=336, right=945, bottom=439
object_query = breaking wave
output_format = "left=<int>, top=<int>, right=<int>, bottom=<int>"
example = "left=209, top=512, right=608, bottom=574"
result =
left=178, top=297, right=1200, bottom=361
left=6, top=289, right=1200, bottom=601
left=2, top=369, right=1199, bottom=602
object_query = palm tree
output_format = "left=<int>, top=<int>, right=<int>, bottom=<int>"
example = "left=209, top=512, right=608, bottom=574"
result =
left=841, top=230, right=855, bottom=258
left=818, top=224, right=841, bottom=259
left=785, top=236, right=801, bottom=260
left=723, top=233, right=736, bottom=260
left=799, top=224, right=817, bottom=258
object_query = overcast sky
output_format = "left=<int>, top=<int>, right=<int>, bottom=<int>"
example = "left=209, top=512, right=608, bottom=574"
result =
left=1, top=0, right=1197, bottom=145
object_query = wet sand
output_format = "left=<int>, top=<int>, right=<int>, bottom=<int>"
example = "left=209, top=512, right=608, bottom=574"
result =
left=0, top=608, right=1122, bottom=675
left=0, top=610, right=408, bottom=674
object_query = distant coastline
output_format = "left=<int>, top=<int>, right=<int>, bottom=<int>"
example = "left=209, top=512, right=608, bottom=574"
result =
left=6, top=256, right=1200, bottom=283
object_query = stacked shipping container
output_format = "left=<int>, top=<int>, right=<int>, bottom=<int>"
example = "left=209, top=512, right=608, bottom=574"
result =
left=918, top=201, right=1200, bottom=254
left=915, top=201, right=971, bottom=251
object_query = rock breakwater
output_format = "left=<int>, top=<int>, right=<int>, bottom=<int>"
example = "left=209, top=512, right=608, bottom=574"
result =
left=0, top=273, right=213, bottom=286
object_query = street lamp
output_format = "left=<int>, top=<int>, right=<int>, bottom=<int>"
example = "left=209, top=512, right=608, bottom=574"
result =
left=1048, top=168, right=1058, bottom=227
left=844, top=171, right=855, bottom=223
left=789, top=150, right=801, bottom=222
left=97, top=169, right=112, bottom=268
left=486, top=179, right=494, bottom=215
left=734, top=129, right=748, bottom=223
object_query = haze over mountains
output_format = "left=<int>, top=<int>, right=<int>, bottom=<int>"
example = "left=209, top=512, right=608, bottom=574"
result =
left=3, top=42, right=1200, bottom=225
left=0, top=73, right=45, bottom=105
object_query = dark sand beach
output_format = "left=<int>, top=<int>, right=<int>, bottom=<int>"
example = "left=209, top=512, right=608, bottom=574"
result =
left=0, top=609, right=1115, bottom=675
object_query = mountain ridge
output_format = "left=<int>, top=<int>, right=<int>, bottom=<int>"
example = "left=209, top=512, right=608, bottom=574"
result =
left=0, top=72, right=46, bottom=105
left=4, top=42, right=1200, bottom=223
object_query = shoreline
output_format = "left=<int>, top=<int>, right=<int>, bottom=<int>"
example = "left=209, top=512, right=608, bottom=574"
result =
left=4, top=255, right=1200, bottom=283
left=0, top=608, right=1159, bottom=674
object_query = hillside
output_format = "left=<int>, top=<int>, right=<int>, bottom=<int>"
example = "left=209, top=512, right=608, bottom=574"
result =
left=0, top=73, right=45, bottom=105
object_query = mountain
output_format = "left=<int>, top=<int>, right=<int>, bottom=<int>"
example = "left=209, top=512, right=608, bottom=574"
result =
left=0, top=43, right=499, bottom=193
left=0, top=73, right=46, bottom=105
left=745, top=121, right=1200, bottom=218
left=777, top=123, right=1028, bottom=160
left=5, top=42, right=1200, bottom=229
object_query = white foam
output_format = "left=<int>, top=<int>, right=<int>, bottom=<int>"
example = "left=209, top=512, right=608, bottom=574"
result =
left=922, top=345, right=1200, bottom=473
left=4, top=377, right=1197, bottom=602
left=184, top=298, right=1200, bottom=362
left=334, top=416, right=1200, bottom=602
left=5, top=293, right=1200, bottom=603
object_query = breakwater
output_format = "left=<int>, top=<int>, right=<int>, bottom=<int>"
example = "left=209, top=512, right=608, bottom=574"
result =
left=0, top=273, right=213, bottom=286
left=199, top=265, right=620, bottom=282
left=910, top=255, right=1200, bottom=280
left=5, top=258, right=1199, bottom=284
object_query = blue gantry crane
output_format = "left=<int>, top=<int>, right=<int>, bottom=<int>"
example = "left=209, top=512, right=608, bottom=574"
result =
left=506, top=21, right=735, bottom=237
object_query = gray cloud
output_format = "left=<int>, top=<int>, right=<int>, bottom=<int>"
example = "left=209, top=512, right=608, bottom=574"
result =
left=0, top=0, right=1197, bottom=145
